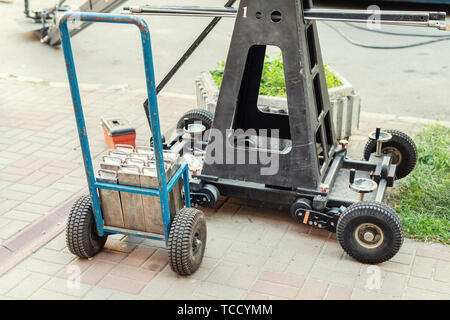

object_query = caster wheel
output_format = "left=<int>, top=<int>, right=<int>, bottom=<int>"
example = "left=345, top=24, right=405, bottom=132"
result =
left=290, top=198, right=312, bottom=223
left=198, top=184, right=220, bottom=208
left=176, top=109, right=214, bottom=138
left=66, top=195, right=107, bottom=258
left=168, top=208, right=207, bottom=275
left=337, top=201, right=404, bottom=264
left=363, top=129, right=417, bottom=179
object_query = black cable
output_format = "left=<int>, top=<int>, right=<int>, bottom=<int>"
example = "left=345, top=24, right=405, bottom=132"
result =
left=323, top=22, right=450, bottom=49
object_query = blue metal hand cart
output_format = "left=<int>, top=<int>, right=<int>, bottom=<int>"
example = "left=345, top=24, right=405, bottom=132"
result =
left=59, top=12, right=207, bottom=276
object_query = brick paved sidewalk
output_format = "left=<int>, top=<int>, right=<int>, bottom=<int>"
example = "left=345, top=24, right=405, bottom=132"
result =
left=0, top=77, right=448, bottom=300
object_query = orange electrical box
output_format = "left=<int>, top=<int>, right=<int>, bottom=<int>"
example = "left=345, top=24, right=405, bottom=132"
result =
left=101, top=117, right=136, bottom=149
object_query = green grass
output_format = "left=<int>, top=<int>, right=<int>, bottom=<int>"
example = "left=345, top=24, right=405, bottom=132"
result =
left=390, top=124, right=450, bottom=244
left=210, top=54, right=342, bottom=97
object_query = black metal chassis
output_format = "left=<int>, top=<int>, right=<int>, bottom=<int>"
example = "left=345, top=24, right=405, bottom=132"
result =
left=164, top=133, right=396, bottom=233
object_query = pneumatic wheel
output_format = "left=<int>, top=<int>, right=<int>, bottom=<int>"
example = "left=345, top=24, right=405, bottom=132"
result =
left=337, top=202, right=404, bottom=264
left=176, top=109, right=214, bottom=139
left=66, top=195, right=107, bottom=258
left=363, top=129, right=417, bottom=179
left=168, top=208, right=207, bottom=275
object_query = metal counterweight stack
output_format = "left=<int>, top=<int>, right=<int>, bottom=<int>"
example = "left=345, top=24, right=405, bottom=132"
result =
left=97, top=145, right=183, bottom=235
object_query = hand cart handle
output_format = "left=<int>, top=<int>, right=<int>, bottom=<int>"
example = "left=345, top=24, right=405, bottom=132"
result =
left=58, top=12, right=177, bottom=238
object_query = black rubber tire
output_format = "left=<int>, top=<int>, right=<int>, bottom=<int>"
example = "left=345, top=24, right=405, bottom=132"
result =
left=199, top=184, right=220, bottom=208
left=149, top=134, right=165, bottom=148
left=337, top=201, right=404, bottom=264
left=290, top=198, right=312, bottom=223
left=363, top=129, right=417, bottom=179
left=168, top=208, right=207, bottom=276
left=176, top=109, right=214, bottom=132
left=66, top=195, right=107, bottom=259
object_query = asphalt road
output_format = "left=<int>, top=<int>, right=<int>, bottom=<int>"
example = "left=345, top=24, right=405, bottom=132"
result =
left=1, top=0, right=449, bottom=120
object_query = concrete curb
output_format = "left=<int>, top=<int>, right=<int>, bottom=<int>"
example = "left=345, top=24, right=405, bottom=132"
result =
left=1, top=72, right=448, bottom=128
left=0, top=189, right=87, bottom=277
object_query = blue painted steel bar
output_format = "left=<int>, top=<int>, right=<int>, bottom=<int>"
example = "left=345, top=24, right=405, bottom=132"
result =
left=59, top=12, right=182, bottom=241
left=103, top=226, right=165, bottom=241
left=182, top=165, right=191, bottom=208
left=166, top=163, right=188, bottom=192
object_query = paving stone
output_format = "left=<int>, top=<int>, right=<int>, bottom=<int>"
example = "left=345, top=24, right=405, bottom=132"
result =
left=206, top=262, right=259, bottom=290
left=378, top=261, right=411, bottom=275
left=0, top=189, right=31, bottom=201
left=162, top=279, right=201, bottom=300
left=0, top=199, right=21, bottom=214
left=18, top=257, right=65, bottom=276
left=26, top=188, right=59, bottom=204
left=13, top=202, right=53, bottom=214
left=245, top=291, right=271, bottom=300
left=204, top=237, right=233, bottom=259
left=108, top=292, right=148, bottom=300
left=56, top=258, right=94, bottom=280
left=6, top=273, right=50, bottom=299
left=251, top=280, right=299, bottom=299
left=110, top=264, right=157, bottom=283
left=416, top=247, right=450, bottom=262
left=3, top=209, right=41, bottom=223
left=29, top=288, right=78, bottom=300
left=140, top=272, right=177, bottom=299
left=379, top=272, right=408, bottom=297
left=121, top=246, right=156, bottom=267
left=42, top=190, right=74, bottom=207
left=0, top=269, right=31, bottom=295
left=350, top=288, right=395, bottom=300
left=9, top=183, right=42, bottom=194
left=196, top=281, right=246, bottom=300
left=32, top=248, right=76, bottom=265
left=258, top=271, right=305, bottom=288
left=42, top=277, right=92, bottom=298
left=141, top=249, right=169, bottom=272
left=309, top=267, right=357, bottom=287
left=82, top=287, right=115, bottom=300
left=412, top=256, right=436, bottom=279
left=285, top=252, right=317, bottom=276
left=325, top=285, right=353, bottom=300
left=44, top=233, right=67, bottom=251
left=408, top=276, right=450, bottom=295
left=390, top=252, right=414, bottom=265
left=78, top=261, right=116, bottom=285
left=95, top=249, right=128, bottom=263
left=434, top=260, right=450, bottom=283
left=297, top=279, right=329, bottom=300
left=403, top=287, right=450, bottom=300
left=0, top=220, right=29, bottom=239
left=98, top=275, right=147, bottom=295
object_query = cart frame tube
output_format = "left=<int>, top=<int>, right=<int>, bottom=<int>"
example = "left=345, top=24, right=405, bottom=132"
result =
left=59, top=12, right=190, bottom=241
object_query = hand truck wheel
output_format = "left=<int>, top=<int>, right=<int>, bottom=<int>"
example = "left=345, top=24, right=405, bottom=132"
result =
left=363, top=129, right=418, bottom=179
left=336, top=201, right=404, bottom=264
left=168, top=207, right=207, bottom=275
left=66, top=195, right=108, bottom=258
